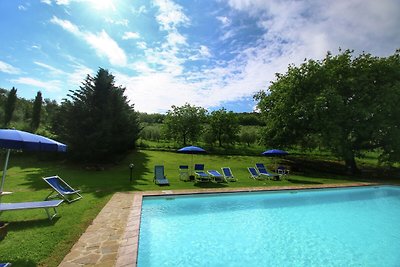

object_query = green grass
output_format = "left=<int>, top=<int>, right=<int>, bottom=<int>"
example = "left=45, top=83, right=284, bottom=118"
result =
left=0, top=149, right=397, bottom=266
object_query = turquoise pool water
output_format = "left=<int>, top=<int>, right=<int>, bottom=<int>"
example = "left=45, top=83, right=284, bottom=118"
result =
left=138, top=186, right=400, bottom=266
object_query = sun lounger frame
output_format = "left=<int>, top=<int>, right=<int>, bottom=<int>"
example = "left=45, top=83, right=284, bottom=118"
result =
left=0, top=199, right=63, bottom=220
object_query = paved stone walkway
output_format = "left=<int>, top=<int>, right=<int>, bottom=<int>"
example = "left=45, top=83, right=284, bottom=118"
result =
left=58, top=182, right=376, bottom=266
left=59, top=192, right=137, bottom=267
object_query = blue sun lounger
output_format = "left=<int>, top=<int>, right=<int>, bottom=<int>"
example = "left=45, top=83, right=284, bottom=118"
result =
left=207, top=170, right=225, bottom=183
left=194, top=164, right=210, bottom=182
left=0, top=199, right=63, bottom=220
left=248, top=167, right=267, bottom=180
left=221, top=167, right=237, bottom=182
left=154, top=165, right=170, bottom=185
left=0, top=263, right=11, bottom=267
left=255, top=163, right=281, bottom=180
left=43, top=176, right=82, bottom=203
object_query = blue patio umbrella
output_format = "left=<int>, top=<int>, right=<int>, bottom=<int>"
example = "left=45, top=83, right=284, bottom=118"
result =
left=177, top=146, right=206, bottom=154
left=262, top=149, right=289, bottom=169
left=261, top=149, right=289, bottom=157
left=0, top=129, right=67, bottom=192
left=177, top=146, right=206, bottom=175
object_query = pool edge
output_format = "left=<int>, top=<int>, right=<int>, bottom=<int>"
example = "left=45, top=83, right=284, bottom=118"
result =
left=119, top=182, right=384, bottom=267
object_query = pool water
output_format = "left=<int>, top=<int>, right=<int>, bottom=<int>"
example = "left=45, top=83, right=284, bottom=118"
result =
left=138, top=186, right=400, bottom=266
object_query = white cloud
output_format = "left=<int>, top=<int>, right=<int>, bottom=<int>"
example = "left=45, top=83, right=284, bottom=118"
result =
left=34, top=61, right=65, bottom=75
left=0, top=61, right=21, bottom=75
left=36, top=0, right=400, bottom=113
left=11, top=77, right=62, bottom=93
left=132, top=5, right=147, bottom=14
left=40, top=0, right=52, bottom=5
left=84, top=30, right=127, bottom=66
left=115, top=72, right=197, bottom=113
left=122, top=31, right=141, bottom=40
left=50, top=16, right=80, bottom=35
left=219, top=28, right=236, bottom=41
left=166, top=31, right=186, bottom=46
left=67, top=64, right=94, bottom=88
left=137, top=41, right=147, bottom=49
left=216, top=16, right=231, bottom=28
left=105, top=18, right=129, bottom=26
left=154, top=0, right=189, bottom=31
left=18, top=5, right=28, bottom=11
left=40, top=0, right=70, bottom=6
left=51, top=16, right=127, bottom=66
left=224, top=0, right=400, bottom=57
left=199, top=45, right=211, bottom=58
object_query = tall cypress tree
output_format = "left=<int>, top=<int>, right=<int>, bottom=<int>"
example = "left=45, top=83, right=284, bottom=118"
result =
left=31, top=91, right=42, bottom=132
left=54, top=68, right=140, bottom=162
left=4, top=87, right=17, bottom=127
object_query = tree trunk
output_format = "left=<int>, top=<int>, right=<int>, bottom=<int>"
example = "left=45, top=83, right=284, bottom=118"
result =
left=344, top=154, right=359, bottom=175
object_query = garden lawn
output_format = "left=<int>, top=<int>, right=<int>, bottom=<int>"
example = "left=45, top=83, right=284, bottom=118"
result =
left=0, top=149, right=375, bottom=266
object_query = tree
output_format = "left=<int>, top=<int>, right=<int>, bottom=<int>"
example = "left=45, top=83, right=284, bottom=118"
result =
left=3, top=87, right=17, bottom=127
left=163, top=103, right=206, bottom=145
left=208, top=108, right=240, bottom=147
left=236, top=112, right=264, bottom=126
left=255, top=49, right=400, bottom=174
left=240, top=127, right=258, bottom=147
left=54, top=68, right=140, bottom=162
left=31, top=91, right=42, bottom=132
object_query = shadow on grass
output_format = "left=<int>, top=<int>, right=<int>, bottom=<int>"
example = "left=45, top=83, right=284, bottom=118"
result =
left=7, top=217, right=60, bottom=231
left=2, top=150, right=151, bottom=199
left=6, top=259, right=36, bottom=267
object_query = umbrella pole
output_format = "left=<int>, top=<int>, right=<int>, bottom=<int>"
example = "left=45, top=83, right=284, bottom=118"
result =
left=0, top=149, right=11, bottom=192
left=191, top=154, right=194, bottom=175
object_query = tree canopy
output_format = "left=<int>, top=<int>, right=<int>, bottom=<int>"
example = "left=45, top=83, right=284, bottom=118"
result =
left=255, top=49, right=400, bottom=174
left=208, top=108, right=240, bottom=147
left=3, top=87, right=17, bottom=127
left=31, top=91, right=42, bottom=132
left=163, top=103, right=207, bottom=146
left=54, top=68, right=140, bottom=162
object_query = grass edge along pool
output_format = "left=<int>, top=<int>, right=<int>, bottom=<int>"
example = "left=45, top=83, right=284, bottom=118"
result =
left=138, top=186, right=400, bottom=266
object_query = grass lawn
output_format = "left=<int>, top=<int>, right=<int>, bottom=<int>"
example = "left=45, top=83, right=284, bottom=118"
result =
left=0, top=149, right=396, bottom=266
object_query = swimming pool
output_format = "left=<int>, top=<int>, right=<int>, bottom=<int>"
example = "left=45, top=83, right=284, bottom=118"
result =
left=138, top=186, right=400, bottom=266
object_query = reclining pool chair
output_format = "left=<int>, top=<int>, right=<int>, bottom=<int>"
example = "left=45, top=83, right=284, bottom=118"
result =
left=248, top=167, right=264, bottom=180
left=43, top=176, right=82, bottom=203
left=154, top=165, right=170, bottom=185
left=255, top=163, right=281, bottom=180
left=194, top=164, right=210, bottom=182
left=221, top=167, right=237, bottom=182
left=179, top=165, right=190, bottom=181
left=0, top=199, right=63, bottom=221
left=207, top=170, right=225, bottom=183
left=0, top=263, right=12, bottom=267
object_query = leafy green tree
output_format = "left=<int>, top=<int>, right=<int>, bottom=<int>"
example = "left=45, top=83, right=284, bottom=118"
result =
left=208, top=108, right=240, bottom=147
left=255, top=49, right=400, bottom=174
left=236, top=112, right=264, bottom=126
left=240, top=127, right=258, bottom=147
left=163, top=103, right=207, bottom=145
left=54, top=68, right=140, bottom=162
left=3, top=87, right=17, bottom=127
left=42, top=99, right=59, bottom=127
left=31, top=91, right=42, bottom=132
left=139, top=113, right=165, bottom=123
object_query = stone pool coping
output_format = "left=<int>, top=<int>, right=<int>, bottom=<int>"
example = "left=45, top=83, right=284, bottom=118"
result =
left=59, top=182, right=380, bottom=266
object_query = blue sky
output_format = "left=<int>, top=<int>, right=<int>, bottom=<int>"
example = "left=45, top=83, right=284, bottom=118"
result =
left=1, top=0, right=399, bottom=113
